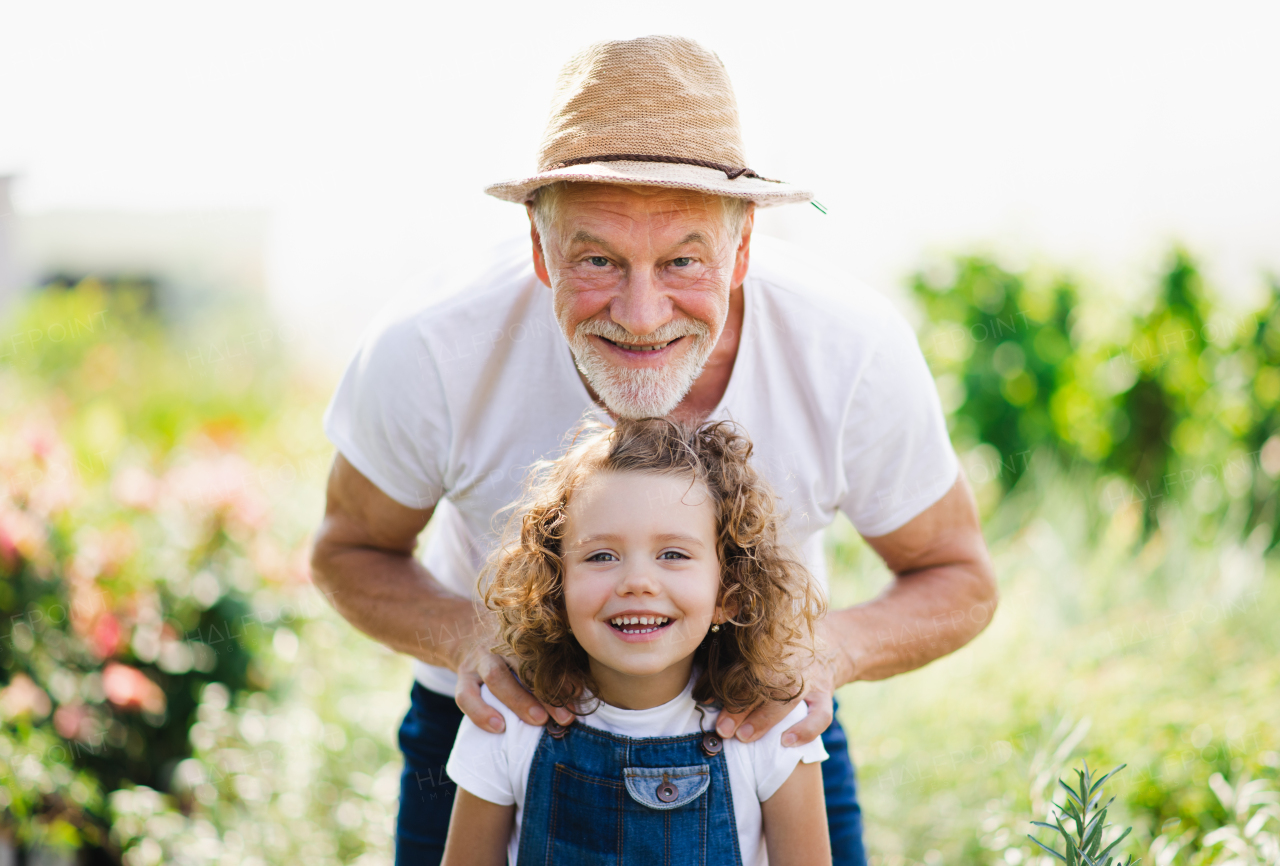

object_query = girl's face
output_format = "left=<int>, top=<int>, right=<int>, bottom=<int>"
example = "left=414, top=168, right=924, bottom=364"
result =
left=561, top=469, right=724, bottom=710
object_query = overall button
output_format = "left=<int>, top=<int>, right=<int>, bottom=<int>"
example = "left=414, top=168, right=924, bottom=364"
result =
left=546, top=721, right=568, bottom=740
left=700, top=732, right=722, bottom=756
left=655, top=780, right=679, bottom=803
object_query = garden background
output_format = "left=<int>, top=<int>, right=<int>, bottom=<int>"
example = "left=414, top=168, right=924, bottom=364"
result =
left=3, top=244, right=1277, bottom=865
left=3, top=3, right=1279, bottom=865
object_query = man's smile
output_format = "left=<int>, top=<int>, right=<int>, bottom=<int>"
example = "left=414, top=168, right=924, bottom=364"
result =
left=593, top=334, right=685, bottom=358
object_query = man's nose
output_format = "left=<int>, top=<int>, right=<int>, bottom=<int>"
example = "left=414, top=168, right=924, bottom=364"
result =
left=610, top=270, right=672, bottom=337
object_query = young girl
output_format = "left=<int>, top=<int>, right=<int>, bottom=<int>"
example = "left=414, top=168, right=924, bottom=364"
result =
left=441, top=418, right=831, bottom=866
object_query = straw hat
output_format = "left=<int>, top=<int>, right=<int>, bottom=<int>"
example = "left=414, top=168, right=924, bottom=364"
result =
left=485, top=36, right=813, bottom=208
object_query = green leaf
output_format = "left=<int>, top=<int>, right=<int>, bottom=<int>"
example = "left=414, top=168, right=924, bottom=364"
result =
left=1089, top=765, right=1127, bottom=797
left=1029, top=835, right=1069, bottom=863
left=1083, top=812, right=1105, bottom=854
left=1096, top=826, right=1133, bottom=862
left=1060, top=779, right=1086, bottom=810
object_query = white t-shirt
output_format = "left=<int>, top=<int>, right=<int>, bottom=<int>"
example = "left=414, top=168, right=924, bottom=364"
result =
left=445, top=680, right=828, bottom=866
left=322, top=233, right=960, bottom=695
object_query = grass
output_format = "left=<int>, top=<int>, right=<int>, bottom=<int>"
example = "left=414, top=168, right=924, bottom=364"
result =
left=827, top=452, right=1280, bottom=865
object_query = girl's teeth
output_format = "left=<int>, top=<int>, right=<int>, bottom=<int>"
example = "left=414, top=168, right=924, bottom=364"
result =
left=610, top=616, right=669, bottom=630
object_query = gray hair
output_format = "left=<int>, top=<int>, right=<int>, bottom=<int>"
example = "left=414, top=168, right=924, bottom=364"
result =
left=529, top=182, right=751, bottom=246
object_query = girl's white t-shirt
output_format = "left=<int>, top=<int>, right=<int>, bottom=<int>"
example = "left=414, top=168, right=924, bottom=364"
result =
left=445, top=679, right=828, bottom=866
left=323, top=233, right=960, bottom=695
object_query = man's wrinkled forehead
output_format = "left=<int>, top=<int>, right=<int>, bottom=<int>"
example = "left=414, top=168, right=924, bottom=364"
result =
left=554, top=183, right=733, bottom=242
left=566, top=227, right=716, bottom=255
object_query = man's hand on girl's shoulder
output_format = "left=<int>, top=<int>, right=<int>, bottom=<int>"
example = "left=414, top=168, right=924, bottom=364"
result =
left=454, top=638, right=575, bottom=734
left=714, top=645, right=841, bottom=746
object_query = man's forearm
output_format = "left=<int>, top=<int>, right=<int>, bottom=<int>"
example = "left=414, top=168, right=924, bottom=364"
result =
left=310, top=544, right=489, bottom=670
left=826, top=561, right=998, bottom=685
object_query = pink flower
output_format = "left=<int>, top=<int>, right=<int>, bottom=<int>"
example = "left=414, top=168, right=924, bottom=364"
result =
left=161, top=451, right=270, bottom=533
left=25, top=426, right=58, bottom=460
left=98, top=524, right=138, bottom=576
left=0, top=504, right=46, bottom=569
left=54, top=702, right=93, bottom=740
left=0, top=674, right=53, bottom=721
left=102, top=663, right=166, bottom=714
left=91, top=614, right=124, bottom=660
left=288, top=541, right=314, bottom=585
left=111, top=466, right=159, bottom=511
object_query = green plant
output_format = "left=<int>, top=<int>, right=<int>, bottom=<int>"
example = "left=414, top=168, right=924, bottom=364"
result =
left=1, top=280, right=320, bottom=856
left=909, top=250, right=1280, bottom=547
left=1028, top=762, right=1138, bottom=866
left=1198, top=772, right=1279, bottom=864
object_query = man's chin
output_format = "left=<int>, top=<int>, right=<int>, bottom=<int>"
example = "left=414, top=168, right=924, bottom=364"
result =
left=571, top=338, right=711, bottom=419
left=590, top=385, right=686, bottom=420
left=577, top=367, right=691, bottom=419
left=608, top=402, right=679, bottom=420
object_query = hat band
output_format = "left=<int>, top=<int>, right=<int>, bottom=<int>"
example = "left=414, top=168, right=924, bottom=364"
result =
left=542, top=153, right=779, bottom=183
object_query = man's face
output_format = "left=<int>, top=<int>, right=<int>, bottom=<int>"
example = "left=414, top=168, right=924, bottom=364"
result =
left=530, top=183, right=753, bottom=419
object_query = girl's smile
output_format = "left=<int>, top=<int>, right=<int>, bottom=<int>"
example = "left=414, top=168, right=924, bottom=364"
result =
left=562, top=469, right=724, bottom=709
left=607, top=611, right=674, bottom=639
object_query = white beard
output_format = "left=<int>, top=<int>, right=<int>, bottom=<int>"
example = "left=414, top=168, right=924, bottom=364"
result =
left=563, top=316, right=716, bottom=419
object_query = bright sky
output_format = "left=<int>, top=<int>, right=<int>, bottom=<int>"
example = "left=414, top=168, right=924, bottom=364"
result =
left=3, top=1, right=1278, bottom=368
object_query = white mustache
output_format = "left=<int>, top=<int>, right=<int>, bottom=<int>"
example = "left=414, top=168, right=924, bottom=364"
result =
left=576, top=318, right=711, bottom=344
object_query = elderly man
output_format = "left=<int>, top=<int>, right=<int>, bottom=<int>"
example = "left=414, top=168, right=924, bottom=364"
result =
left=312, top=35, right=996, bottom=866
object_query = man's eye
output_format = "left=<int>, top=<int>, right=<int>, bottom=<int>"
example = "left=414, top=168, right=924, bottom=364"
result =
left=588, top=256, right=610, bottom=267
left=672, top=257, right=693, bottom=267
left=659, top=551, right=689, bottom=560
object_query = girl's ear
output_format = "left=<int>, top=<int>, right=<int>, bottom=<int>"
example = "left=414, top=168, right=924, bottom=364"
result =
left=715, top=583, right=742, bottom=623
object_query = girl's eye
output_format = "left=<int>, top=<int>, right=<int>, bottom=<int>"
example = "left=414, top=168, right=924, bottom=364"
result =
left=586, top=551, right=617, bottom=562
left=659, top=551, right=689, bottom=560
left=588, top=256, right=610, bottom=267
left=671, top=257, right=693, bottom=267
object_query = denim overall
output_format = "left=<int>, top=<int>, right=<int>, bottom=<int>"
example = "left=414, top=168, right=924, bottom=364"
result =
left=395, top=685, right=866, bottom=865
left=515, top=717, right=743, bottom=866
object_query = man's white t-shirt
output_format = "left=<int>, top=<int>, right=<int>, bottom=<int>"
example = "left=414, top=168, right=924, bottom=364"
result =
left=322, top=234, right=960, bottom=695
left=445, top=679, right=828, bottom=866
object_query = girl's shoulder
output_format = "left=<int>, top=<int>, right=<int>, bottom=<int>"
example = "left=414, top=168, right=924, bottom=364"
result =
left=725, top=701, right=829, bottom=801
left=727, top=702, right=817, bottom=754
left=476, top=685, right=546, bottom=738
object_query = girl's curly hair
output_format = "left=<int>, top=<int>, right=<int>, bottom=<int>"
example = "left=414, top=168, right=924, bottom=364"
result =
left=481, top=417, right=826, bottom=714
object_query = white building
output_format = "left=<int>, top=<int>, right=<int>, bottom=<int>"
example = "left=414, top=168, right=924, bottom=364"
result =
left=0, top=175, right=268, bottom=322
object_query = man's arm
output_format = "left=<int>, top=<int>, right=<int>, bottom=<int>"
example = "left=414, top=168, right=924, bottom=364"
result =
left=716, top=469, right=998, bottom=744
left=309, top=453, right=575, bottom=731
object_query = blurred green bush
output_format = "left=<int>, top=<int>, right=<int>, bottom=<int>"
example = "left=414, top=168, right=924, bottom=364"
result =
left=830, top=249, right=1280, bottom=865
left=910, top=250, right=1280, bottom=547
left=0, top=280, right=406, bottom=863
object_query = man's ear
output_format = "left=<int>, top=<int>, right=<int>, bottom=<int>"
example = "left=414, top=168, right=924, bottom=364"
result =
left=527, top=204, right=552, bottom=289
left=731, top=204, right=755, bottom=289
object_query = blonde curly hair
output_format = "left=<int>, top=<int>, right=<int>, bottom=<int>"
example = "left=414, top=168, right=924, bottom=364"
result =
left=481, top=417, right=826, bottom=714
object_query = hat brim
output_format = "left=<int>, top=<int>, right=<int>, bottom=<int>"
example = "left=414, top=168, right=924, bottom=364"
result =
left=484, top=160, right=812, bottom=208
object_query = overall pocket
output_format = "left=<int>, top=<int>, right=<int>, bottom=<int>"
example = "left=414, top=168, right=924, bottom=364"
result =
left=547, top=763, right=625, bottom=865
left=623, top=764, right=711, bottom=811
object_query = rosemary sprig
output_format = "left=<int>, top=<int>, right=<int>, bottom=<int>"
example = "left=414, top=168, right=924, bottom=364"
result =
left=1027, top=761, right=1139, bottom=866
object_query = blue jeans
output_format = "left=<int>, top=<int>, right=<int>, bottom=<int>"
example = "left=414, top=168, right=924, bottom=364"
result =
left=395, top=684, right=867, bottom=865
